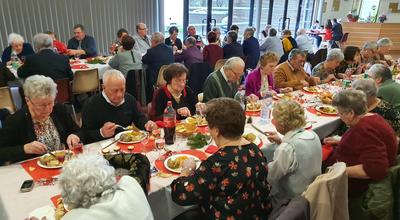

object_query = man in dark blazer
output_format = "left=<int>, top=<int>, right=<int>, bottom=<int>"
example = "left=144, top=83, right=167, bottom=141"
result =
left=142, top=32, right=174, bottom=103
left=18, top=33, right=73, bottom=80
left=242, top=27, right=260, bottom=70
left=223, top=31, right=244, bottom=59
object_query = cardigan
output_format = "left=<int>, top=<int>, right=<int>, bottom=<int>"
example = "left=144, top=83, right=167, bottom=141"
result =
left=377, top=79, right=400, bottom=110
left=245, top=67, right=275, bottom=98
left=108, top=50, right=143, bottom=76
left=274, top=61, right=316, bottom=90
left=203, top=69, right=238, bottom=102
left=0, top=104, right=85, bottom=165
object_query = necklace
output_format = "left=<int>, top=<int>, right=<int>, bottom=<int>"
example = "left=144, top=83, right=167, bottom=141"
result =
left=167, top=85, right=182, bottom=102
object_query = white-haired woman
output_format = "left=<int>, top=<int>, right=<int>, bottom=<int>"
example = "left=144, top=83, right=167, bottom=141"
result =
left=59, top=153, right=153, bottom=220
left=265, top=100, right=321, bottom=206
left=311, top=48, right=345, bottom=82
left=0, top=75, right=85, bottom=165
left=1, top=33, right=34, bottom=64
left=376, top=38, right=394, bottom=66
left=295, top=28, right=314, bottom=54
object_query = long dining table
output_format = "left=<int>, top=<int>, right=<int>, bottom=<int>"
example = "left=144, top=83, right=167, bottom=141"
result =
left=0, top=83, right=343, bottom=220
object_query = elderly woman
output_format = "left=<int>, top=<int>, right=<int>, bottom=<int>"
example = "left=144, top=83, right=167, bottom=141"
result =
left=245, top=52, right=292, bottom=98
left=1, top=33, right=34, bottom=64
left=151, top=63, right=196, bottom=120
left=360, top=41, right=378, bottom=64
left=376, top=38, right=394, bottom=66
left=312, top=48, right=344, bottom=82
left=203, top=31, right=223, bottom=69
left=368, top=63, right=400, bottom=109
left=108, top=35, right=142, bottom=76
left=352, top=79, right=400, bottom=136
left=59, top=153, right=153, bottom=220
left=165, top=26, right=183, bottom=51
left=336, top=46, right=364, bottom=76
left=266, top=100, right=321, bottom=206
left=211, top=27, right=222, bottom=46
left=171, top=98, right=272, bottom=219
left=324, top=90, right=397, bottom=215
left=0, top=75, right=84, bottom=165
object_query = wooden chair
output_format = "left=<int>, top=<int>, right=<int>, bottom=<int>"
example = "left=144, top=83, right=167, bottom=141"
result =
left=54, top=78, right=77, bottom=123
left=72, top=69, right=100, bottom=95
left=0, top=86, right=16, bottom=114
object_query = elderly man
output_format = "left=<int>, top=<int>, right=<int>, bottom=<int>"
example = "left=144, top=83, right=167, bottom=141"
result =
left=133, top=23, right=151, bottom=55
left=260, top=28, right=284, bottom=57
left=186, top=25, right=203, bottom=48
left=81, top=70, right=157, bottom=143
left=274, top=49, right=319, bottom=90
left=18, top=33, right=73, bottom=80
left=203, top=57, right=245, bottom=102
left=242, top=27, right=260, bottom=70
left=223, top=31, right=244, bottom=59
left=368, top=64, right=400, bottom=109
left=311, top=48, right=344, bottom=83
left=67, top=24, right=97, bottom=59
left=142, top=32, right=174, bottom=103
left=174, top=37, right=203, bottom=69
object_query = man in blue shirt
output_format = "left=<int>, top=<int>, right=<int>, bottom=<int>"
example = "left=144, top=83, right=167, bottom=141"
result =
left=67, top=24, right=98, bottom=59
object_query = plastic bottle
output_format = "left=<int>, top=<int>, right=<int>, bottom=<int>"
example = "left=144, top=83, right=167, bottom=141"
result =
left=10, top=51, right=20, bottom=69
left=163, top=101, right=176, bottom=145
left=259, top=98, right=272, bottom=124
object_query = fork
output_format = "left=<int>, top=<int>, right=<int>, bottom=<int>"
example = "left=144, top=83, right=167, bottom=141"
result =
left=116, top=124, right=140, bottom=131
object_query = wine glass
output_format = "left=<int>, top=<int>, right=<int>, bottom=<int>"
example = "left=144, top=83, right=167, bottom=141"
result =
left=155, top=138, right=166, bottom=158
left=141, top=133, right=149, bottom=155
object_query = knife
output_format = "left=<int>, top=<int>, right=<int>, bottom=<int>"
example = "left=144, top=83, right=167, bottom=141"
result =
left=250, top=124, right=269, bottom=137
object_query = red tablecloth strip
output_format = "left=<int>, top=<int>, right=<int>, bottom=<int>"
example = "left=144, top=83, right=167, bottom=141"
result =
left=306, top=107, right=338, bottom=117
left=154, top=149, right=208, bottom=175
left=246, top=111, right=261, bottom=116
left=51, top=194, right=61, bottom=207
left=70, top=64, right=89, bottom=69
left=20, top=159, right=61, bottom=181
left=115, top=139, right=155, bottom=153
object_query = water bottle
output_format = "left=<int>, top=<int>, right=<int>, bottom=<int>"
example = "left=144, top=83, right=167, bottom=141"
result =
left=260, top=98, right=272, bottom=124
left=10, top=51, right=20, bottom=69
left=163, top=101, right=176, bottom=145
left=234, top=89, right=246, bottom=109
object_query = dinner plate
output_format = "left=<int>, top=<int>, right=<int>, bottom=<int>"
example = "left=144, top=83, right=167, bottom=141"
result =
left=115, top=130, right=147, bottom=144
left=273, top=93, right=294, bottom=100
left=243, top=128, right=262, bottom=146
left=303, top=86, right=322, bottom=93
left=246, top=103, right=262, bottom=112
left=37, top=150, right=70, bottom=169
left=186, top=116, right=208, bottom=127
left=315, top=105, right=338, bottom=115
left=164, top=154, right=201, bottom=173
left=29, top=205, right=55, bottom=220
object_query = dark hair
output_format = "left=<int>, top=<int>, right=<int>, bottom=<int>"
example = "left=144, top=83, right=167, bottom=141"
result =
left=185, top=37, right=196, bottom=46
left=227, top=31, right=238, bottom=42
left=44, top=31, right=56, bottom=38
left=117, top=28, right=128, bottom=38
left=121, top=35, right=135, bottom=50
left=73, top=24, right=85, bottom=31
left=333, top=18, right=338, bottom=23
left=268, top=28, right=277, bottom=37
left=282, top=29, right=291, bottom=36
left=325, top=19, right=332, bottom=29
left=315, top=20, right=319, bottom=23
left=205, top=97, right=245, bottom=139
left=343, top=46, right=361, bottom=62
left=164, top=63, right=188, bottom=84
left=168, top=26, right=179, bottom=35
left=230, top=24, right=239, bottom=31
left=207, top=31, right=217, bottom=43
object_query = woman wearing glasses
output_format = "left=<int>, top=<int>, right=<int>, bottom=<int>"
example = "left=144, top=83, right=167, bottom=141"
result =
left=0, top=75, right=85, bottom=165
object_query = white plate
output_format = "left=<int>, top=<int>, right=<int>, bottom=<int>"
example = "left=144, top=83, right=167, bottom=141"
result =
left=115, top=130, right=147, bottom=144
left=164, top=154, right=201, bottom=173
left=29, top=205, right=55, bottom=220
left=243, top=128, right=262, bottom=146
left=315, top=105, right=338, bottom=115
left=37, top=150, right=70, bottom=169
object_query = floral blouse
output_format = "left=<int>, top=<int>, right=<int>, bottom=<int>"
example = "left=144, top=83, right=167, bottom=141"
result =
left=311, top=62, right=339, bottom=80
left=371, top=99, right=400, bottom=136
left=171, top=143, right=272, bottom=220
left=33, top=117, right=61, bottom=150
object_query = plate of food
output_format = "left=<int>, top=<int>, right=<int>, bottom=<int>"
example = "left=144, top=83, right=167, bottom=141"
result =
left=315, top=105, right=338, bottom=115
left=242, top=129, right=262, bottom=146
left=273, top=93, right=294, bottom=100
left=187, top=133, right=212, bottom=149
left=37, top=150, right=72, bottom=169
left=303, top=86, right=322, bottom=93
left=176, top=122, right=197, bottom=137
left=186, top=115, right=208, bottom=127
left=319, top=92, right=333, bottom=105
left=115, top=130, right=147, bottom=144
left=164, top=154, right=201, bottom=173
left=246, top=102, right=262, bottom=112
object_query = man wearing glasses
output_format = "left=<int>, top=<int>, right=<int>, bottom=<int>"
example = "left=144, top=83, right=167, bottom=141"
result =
left=133, top=23, right=151, bottom=55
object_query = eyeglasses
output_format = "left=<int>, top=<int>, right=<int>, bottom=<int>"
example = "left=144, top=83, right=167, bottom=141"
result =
left=29, top=98, right=54, bottom=110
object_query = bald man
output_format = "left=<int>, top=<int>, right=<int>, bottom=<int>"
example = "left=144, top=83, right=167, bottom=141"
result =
left=81, top=70, right=157, bottom=143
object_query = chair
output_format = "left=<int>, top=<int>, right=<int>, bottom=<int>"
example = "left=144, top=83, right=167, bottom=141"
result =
left=0, top=86, right=16, bottom=114
left=126, top=69, right=146, bottom=106
left=214, top=59, right=226, bottom=71
left=71, top=69, right=100, bottom=95
left=302, top=162, right=349, bottom=220
left=188, top=62, right=212, bottom=96
left=310, top=48, right=327, bottom=70
left=155, top=65, right=169, bottom=89
left=54, top=78, right=77, bottom=123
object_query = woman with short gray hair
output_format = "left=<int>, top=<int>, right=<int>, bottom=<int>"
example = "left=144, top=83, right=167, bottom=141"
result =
left=352, top=79, right=400, bottom=135
left=59, top=153, right=153, bottom=220
left=324, top=89, right=397, bottom=217
left=0, top=75, right=85, bottom=165
left=311, top=48, right=344, bottom=82
left=361, top=41, right=378, bottom=64
left=376, top=38, right=394, bottom=66
left=1, top=33, right=35, bottom=63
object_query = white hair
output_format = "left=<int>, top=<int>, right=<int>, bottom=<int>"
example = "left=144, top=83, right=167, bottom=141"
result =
left=59, top=153, right=117, bottom=209
left=7, top=33, right=24, bottom=45
left=377, top=38, right=392, bottom=48
left=224, top=57, right=245, bottom=70
left=362, top=41, right=378, bottom=51
left=103, top=69, right=125, bottom=85
left=296, top=28, right=307, bottom=35
left=151, top=32, right=165, bottom=45
left=33, top=33, right=53, bottom=51
left=326, top=48, right=344, bottom=62
left=352, top=79, right=377, bottom=98
left=23, top=75, right=57, bottom=99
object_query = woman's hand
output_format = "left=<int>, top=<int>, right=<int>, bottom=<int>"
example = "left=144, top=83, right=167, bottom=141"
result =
left=280, top=87, right=293, bottom=93
left=144, top=120, right=158, bottom=131
left=177, top=107, right=191, bottom=117
left=265, top=131, right=282, bottom=145
left=66, top=134, right=80, bottom=149
left=323, top=136, right=341, bottom=145
left=24, top=141, right=47, bottom=155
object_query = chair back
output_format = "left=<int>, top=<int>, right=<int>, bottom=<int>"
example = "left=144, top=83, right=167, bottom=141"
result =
left=72, top=69, right=100, bottom=94
left=54, top=78, right=72, bottom=104
left=310, top=48, right=327, bottom=69
left=302, top=162, right=349, bottom=220
left=126, top=69, right=146, bottom=106
left=188, top=62, right=212, bottom=96
left=155, top=65, right=169, bottom=89
left=0, top=86, right=16, bottom=114
left=214, top=59, right=226, bottom=71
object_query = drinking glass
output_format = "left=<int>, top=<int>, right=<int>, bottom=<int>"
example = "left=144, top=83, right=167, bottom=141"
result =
left=155, top=138, right=166, bottom=157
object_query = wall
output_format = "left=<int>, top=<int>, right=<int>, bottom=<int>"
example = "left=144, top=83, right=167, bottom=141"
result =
left=0, top=0, right=159, bottom=55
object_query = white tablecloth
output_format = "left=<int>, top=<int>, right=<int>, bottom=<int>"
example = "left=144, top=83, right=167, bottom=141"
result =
left=71, top=60, right=113, bottom=79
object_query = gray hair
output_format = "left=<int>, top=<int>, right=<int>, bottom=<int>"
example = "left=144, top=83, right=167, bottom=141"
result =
left=352, top=79, right=377, bottom=98
left=268, top=28, right=277, bottom=37
left=212, top=27, right=221, bottom=33
left=326, top=48, right=344, bottom=62
left=288, top=49, right=306, bottom=61
left=23, top=75, right=57, bottom=99
left=362, top=41, right=378, bottom=51
left=59, top=153, right=116, bottom=209
left=33, top=33, right=53, bottom=51
left=7, top=33, right=24, bottom=45
left=377, top=38, right=392, bottom=48
left=368, top=63, right=392, bottom=82
left=103, top=69, right=125, bottom=85
left=187, top=25, right=195, bottom=31
left=151, top=32, right=165, bottom=45
left=185, top=36, right=196, bottom=46
left=223, top=57, right=245, bottom=70
left=244, top=27, right=255, bottom=36
left=332, top=89, right=368, bottom=115
left=296, top=28, right=307, bottom=36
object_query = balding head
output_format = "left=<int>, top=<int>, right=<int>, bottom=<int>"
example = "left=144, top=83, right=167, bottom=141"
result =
left=102, top=70, right=126, bottom=106
left=151, top=32, right=165, bottom=47
left=223, top=57, right=245, bottom=83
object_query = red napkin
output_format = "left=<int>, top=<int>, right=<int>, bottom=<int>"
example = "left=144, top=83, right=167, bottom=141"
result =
left=322, top=144, right=333, bottom=161
left=20, top=159, right=61, bottom=181
left=70, top=64, right=89, bottom=69
left=115, top=139, right=155, bottom=153
left=205, top=145, right=219, bottom=154
left=154, top=149, right=208, bottom=175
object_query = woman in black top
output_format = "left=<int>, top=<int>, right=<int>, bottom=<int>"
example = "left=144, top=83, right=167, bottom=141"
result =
left=165, top=26, right=183, bottom=51
left=151, top=63, right=196, bottom=120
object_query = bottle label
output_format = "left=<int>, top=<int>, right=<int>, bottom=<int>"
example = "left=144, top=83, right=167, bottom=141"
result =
left=164, top=117, right=176, bottom=128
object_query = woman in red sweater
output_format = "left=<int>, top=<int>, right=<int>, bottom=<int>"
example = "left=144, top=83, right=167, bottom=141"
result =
left=203, top=31, right=223, bottom=69
left=324, top=89, right=397, bottom=218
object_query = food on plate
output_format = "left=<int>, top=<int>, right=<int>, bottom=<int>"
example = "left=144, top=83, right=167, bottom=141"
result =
left=304, top=86, right=321, bottom=93
left=114, top=146, right=120, bottom=152
left=320, top=92, right=333, bottom=105
left=39, top=151, right=71, bottom=167
left=187, top=133, right=211, bottom=149
left=54, top=198, right=67, bottom=220
left=167, top=156, right=189, bottom=169
left=120, top=131, right=145, bottom=142
left=127, top=146, right=135, bottom=150
left=176, top=122, right=197, bottom=137
left=246, top=102, right=261, bottom=111
left=275, top=93, right=293, bottom=100
left=86, top=57, right=106, bottom=64
left=102, top=148, right=110, bottom=154
left=187, top=115, right=207, bottom=126
left=243, top=133, right=257, bottom=143
left=157, top=172, right=173, bottom=178
left=317, top=106, right=338, bottom=114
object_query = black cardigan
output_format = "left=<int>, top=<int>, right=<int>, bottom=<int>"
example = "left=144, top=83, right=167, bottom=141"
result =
left=0, top=104, right=85, bottom=165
